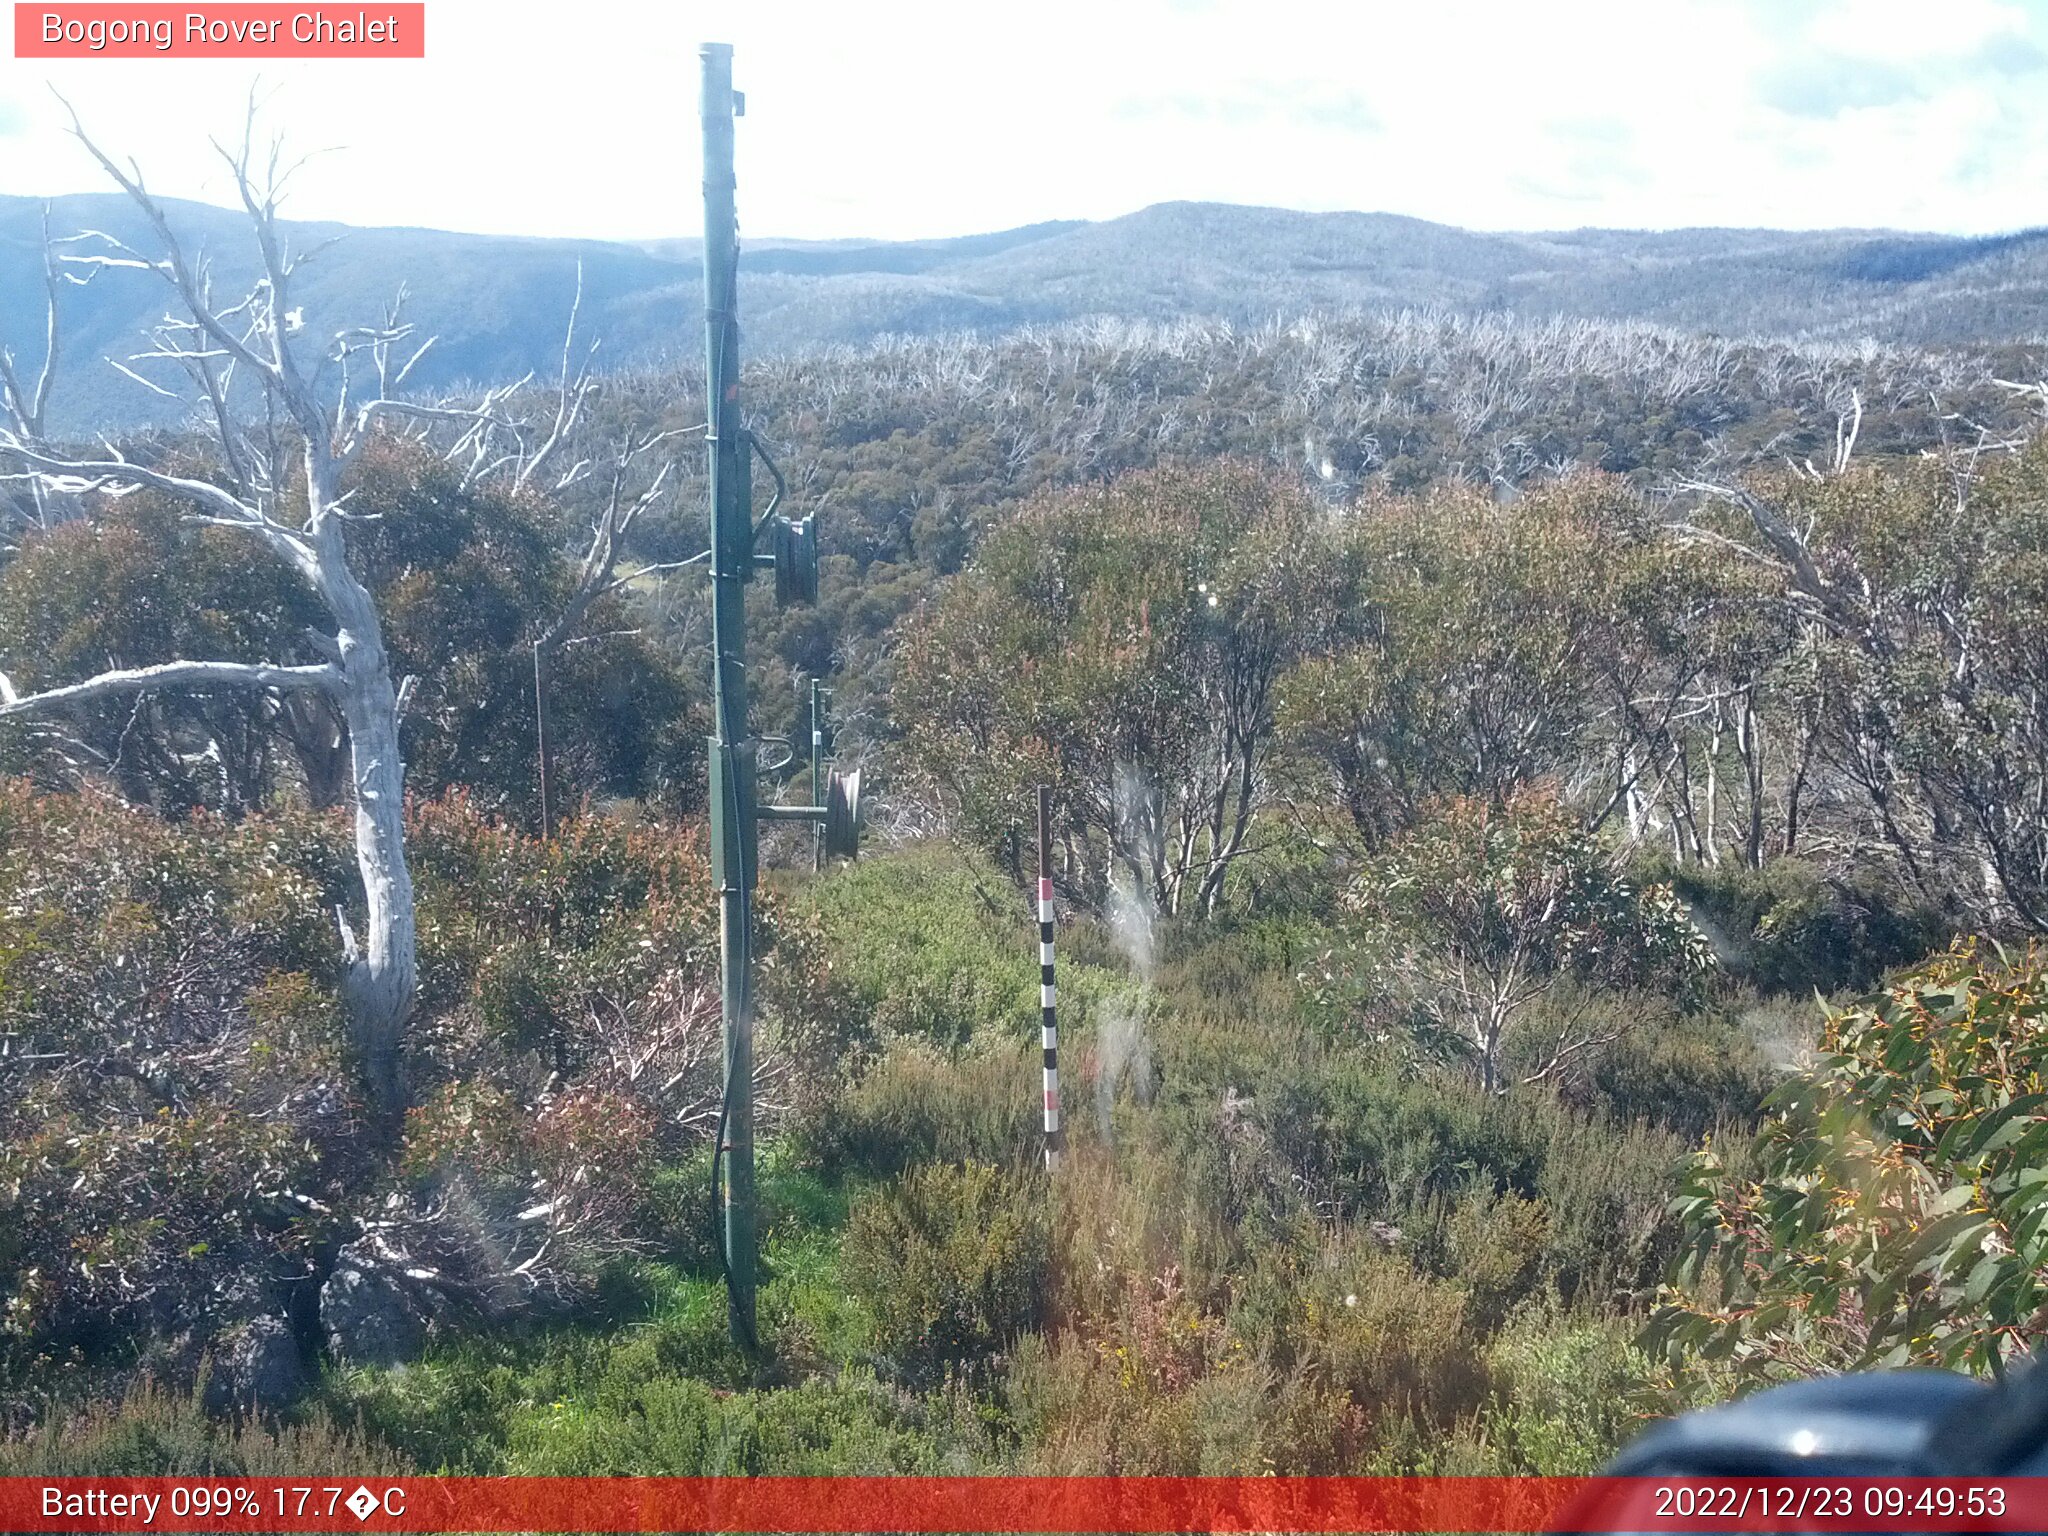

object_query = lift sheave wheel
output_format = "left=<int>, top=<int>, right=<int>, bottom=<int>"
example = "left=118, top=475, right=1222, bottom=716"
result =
left=824, top=767, right=862, bottom=859
left=774, top=515, right=819, bottom=606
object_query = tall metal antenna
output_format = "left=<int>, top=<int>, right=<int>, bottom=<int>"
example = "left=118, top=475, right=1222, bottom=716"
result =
left=699, top=44, right=861, bottom=1351
left=700, top=39, right=759, bottom=1351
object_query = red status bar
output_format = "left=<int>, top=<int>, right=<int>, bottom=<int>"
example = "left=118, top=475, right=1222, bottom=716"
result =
left=4, top=1476, right=2046, bottom=1533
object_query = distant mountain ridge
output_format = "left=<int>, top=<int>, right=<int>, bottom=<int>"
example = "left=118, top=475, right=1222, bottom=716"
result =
left=4, top=192, right=2045, bottom=433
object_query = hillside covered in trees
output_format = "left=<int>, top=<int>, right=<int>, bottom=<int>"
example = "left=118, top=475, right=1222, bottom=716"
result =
left=7, top=130, right=2048, bottom=1483
left=8, top=188, right=2048, bottom=432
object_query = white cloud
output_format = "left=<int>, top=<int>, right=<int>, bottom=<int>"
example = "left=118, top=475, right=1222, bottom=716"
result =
left=0, top=0, right=2039, bottom=239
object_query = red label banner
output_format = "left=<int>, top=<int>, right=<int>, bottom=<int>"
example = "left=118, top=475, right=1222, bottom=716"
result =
left=14, top=4, right=424, bottom=57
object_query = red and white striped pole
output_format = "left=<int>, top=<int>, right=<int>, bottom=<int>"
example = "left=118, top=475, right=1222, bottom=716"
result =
left=1037, top=785, right=1061, bottom=1170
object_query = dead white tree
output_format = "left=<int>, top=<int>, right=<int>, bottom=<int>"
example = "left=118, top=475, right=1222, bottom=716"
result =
left=533, top=425, right=698, bottom=655
left=526, top=422, right=698, bottom=834
left=0, top=204, right=74, bottom=532
left=0, top=105, right=503, bottom=1125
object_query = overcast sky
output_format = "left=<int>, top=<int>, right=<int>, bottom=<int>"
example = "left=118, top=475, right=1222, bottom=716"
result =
left=2, top=0, right=2044, bottom=242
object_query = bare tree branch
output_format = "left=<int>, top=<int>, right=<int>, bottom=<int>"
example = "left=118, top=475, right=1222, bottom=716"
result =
left=514, top=259, right=600, bottom=494
left=0, top=434, right=315, bottom=569
left=1676, top=479, right=1850, bottom=629
left=535, top=431, right=691, bottom=654
left=0, top=659, right=338, bottom=715
left=0, top=204, right=62, bottom=439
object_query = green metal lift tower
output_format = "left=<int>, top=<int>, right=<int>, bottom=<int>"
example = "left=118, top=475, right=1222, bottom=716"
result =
left=700, top=42, right=860, bottom=1351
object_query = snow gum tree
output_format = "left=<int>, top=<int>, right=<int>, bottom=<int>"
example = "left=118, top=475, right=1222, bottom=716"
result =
left=0, top=109, right=521, bottom=1124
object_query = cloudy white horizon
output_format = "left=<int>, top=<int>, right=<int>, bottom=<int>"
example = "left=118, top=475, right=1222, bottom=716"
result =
left=1, top=0, right=2044, bottom=244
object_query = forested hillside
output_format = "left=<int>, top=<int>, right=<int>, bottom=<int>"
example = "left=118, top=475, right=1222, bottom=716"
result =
left=9, top=147, right=2048, bottom=1481
left=618, top=311, right=2048, bottom=747
left=8, top=188, right=2048, bottom=432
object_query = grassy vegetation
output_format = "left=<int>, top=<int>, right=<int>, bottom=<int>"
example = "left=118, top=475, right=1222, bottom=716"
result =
left=6, top=838, right=1793, bottom=1474
left=14, top=443, right=2038, bottom=1474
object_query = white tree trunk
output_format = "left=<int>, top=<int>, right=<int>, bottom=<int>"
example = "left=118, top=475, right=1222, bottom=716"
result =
left=325, top=557, right=416, bottom=1122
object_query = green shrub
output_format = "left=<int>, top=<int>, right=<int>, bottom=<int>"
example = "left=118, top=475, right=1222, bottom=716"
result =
left=0, top=779, right=851, bottom=1385
left=1000, top=1254, right=1372, bottom=1477
left=1653, top=939, right=2048, bottom=1378
left=1296, top=1252, right=1484, bottom=1436
left=808, top=844, right=1123, bottom=1048
left=757, top=1160, right=873, bottom=1370
left=1448, top=1188, right=1551, bottom=1332
left=1662, top=856, right=1948, bottom=997
left=1339, top=789, right=1714, bottom=1092
left=1573, top=996, right=1773, bottom=1141
left=1262, top=1053, right=1544, bottom=1224
left=1258, top=1046, right=1689, bottom=1308
left=1531, top=1108, right=1690, bottom=1307
left=328, top=1272, right=760, bottom=1475
left=502, top=1373, right=994, bottom=1475
left=840, top=1162, right=1048, bottom=1381
left=638, top=1153, right=721, bottom=1271
left=807, top=1037, right=1042, bottom=1177
left=326, top=1346, right=527, bottom=1474
left=0, top=786, right=354, bottom=1383
left=1478, top=1309, right=1654, bottom=1474
left=1152, top=915, right=1330, bottom=1037
left=1048, top=1106, right=1308, bottom=1340
left=1003, top=1324, right=1333, bottom=1475
left=809, top=847, right=1038, bottom=1047
left=0, top=1379, right=409, bottom=1476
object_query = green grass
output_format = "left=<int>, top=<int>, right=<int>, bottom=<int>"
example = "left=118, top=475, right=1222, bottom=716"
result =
left=326, top=1139, right=879, bottom=1471
left=24, top=843, right=1788, bottom=1477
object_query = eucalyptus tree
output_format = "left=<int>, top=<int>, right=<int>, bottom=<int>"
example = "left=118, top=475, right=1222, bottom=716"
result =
left=1654, top=941, right=2048, bottom=1378
left=1682, top=443, right=2048, bottom=931
left=897, top=460, right=1354, bottom=914
left=0, top=492, right=322, bottom=813
left=1343, top=788, right=1713, bottom=1094
left=1279, top=475, right=1738, bottom=856
left=0, top=108, right=514, bottom=1122
left=1280, top=485, right=1607, bottom=849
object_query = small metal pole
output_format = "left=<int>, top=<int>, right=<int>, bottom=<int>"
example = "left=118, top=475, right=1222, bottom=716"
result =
left=1037, top=785, right=1061, bottom=1170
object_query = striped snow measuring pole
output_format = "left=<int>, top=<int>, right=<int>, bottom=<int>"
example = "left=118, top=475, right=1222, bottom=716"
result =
left=1037, top=785, right=1062, bottom=1169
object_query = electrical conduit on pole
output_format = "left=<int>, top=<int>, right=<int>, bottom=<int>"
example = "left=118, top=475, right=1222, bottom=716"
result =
left=811, top=678, right=826, bottom=874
